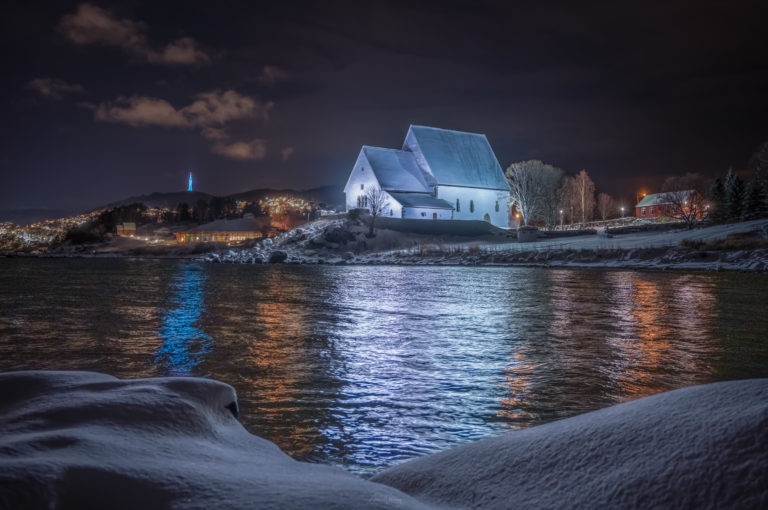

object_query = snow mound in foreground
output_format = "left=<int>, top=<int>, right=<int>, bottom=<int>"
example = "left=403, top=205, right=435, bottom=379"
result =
left=372, top=378, right=768, bottom=509
left=2, top=372, right=766, bottom=509
left=0, top=371, right=433, bottom=510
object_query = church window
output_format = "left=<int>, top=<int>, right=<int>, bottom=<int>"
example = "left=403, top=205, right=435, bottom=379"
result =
left=360, top=184, right=364, bottom=190
left=470, top=200, right=475, bottom=213
left=495, top=200, right=499, bottom=212
left=421, top=212, right=426, bottom=217
left=456, top=198, right=460, bottom=212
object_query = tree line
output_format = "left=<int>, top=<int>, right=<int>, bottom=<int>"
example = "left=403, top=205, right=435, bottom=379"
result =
left=505, top=162, right=609, bottom=228
left=506, top=140, right=768, bottom=229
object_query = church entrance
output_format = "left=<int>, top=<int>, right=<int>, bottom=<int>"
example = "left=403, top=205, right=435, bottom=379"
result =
left=483, top=213, right=491, bottom=222
left=432, top=212, right=437, bottom=220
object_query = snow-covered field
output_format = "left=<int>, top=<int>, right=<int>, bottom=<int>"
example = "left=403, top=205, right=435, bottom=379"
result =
left=1, top=371, right=766, bottom=508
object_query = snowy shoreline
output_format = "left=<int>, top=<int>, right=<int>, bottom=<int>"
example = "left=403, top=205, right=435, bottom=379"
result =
left=1, top=371, right=766, bottom=509
left=203, top=217, right=768, bottom=272
left=5, top=218, right=768, bottom=273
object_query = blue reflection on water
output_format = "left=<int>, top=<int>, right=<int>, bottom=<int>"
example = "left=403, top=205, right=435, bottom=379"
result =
left=155, top=264, right=212, bottom=375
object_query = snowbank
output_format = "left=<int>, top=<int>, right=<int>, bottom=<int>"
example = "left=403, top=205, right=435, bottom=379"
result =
left=2, top=371, right=765, bottom=509
left=0, top=371, right=433, bottom=510
left=372, top=379, right=768, bottom=509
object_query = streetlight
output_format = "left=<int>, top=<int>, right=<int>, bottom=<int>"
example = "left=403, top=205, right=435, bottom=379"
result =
left=559, top=209, right=564, bottom=229
left=620, top=206, right=625, bottom=218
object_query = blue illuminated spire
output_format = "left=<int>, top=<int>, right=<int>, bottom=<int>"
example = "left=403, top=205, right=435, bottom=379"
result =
left=187, top=172, right=193, bottom=192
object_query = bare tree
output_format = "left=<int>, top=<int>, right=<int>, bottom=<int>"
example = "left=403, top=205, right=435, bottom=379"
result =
left=558, top=176, right=577, bottom=226
left=364, top=185, right=389, bottom=236
left=505, top=160, right=557, bottom=226
left=659, top=173, right=707, bottom=229
left=597, top=192, right=616, bottom=221
left=538, top=164, right=565, bottom=228
left=573, top=170, right=596, bottom=225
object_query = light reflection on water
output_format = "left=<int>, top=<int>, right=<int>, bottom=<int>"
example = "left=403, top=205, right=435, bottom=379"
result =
left=1, top=259, right=767, bottom=475
left=155, top=264, right=212, bottom=376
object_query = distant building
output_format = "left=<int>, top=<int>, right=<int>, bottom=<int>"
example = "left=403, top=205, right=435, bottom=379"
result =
left=635, top=190, right=703, bottom=219
left=173, top=213, right=269, bottom=243
left=116, top=222, right=136, bottom=236
left=187, top=172, right=193, bottom=192
left=344, top=125, right=511, bottom=227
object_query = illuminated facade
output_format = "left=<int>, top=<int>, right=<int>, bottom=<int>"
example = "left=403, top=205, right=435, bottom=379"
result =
left=635, top=190, right=704, bottom=219
left=344, top=125, right=511, bottom=227
left=173, top=214, right=268, bottom=243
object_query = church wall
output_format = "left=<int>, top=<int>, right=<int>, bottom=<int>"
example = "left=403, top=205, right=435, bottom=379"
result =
left=436, top=185, right=510, bottom=227
left=402, top=207, right=453, bottom=220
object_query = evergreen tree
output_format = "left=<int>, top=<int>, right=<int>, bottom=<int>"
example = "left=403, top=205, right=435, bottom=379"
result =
left=741, top=176, right=767, bottom=221
left=708, top=177, right=725, bottom=224
left=724, top=168, right=744, bottom=222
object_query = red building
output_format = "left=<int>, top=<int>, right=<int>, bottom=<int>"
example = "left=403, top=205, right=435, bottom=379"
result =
left=635, top=190, right=704, bottom=219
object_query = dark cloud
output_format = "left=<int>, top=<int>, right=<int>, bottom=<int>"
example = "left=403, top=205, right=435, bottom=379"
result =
left=59, top=3, right=210, bottom=65
left=93, top=90, right=273, bottom=159
left=27, top=78, right=84, bottom=99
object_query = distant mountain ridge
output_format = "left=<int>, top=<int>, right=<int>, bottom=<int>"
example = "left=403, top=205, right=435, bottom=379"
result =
left=93, top=185, right=344, bottom=212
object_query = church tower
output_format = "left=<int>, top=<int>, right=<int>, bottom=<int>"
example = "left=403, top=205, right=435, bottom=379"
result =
left=187, top=172, right=193, bottom=192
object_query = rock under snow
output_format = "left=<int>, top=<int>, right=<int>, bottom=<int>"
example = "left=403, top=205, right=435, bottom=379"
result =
left=0, top=371, right=433, bottom=510
left=372, top=379, right=768, bottom=509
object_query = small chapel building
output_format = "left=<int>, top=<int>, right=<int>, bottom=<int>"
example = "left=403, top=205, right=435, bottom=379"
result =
left=344, top=125, right=511, bottom=228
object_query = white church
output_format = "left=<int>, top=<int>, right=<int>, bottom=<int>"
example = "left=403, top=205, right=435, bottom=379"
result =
left=344, top=125, right=511, bottom=228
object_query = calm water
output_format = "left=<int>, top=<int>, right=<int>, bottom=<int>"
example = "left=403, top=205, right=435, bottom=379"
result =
left=1, top=259, right=767, bottom=475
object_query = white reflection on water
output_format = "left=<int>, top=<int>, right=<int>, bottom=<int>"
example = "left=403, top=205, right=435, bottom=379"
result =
left=154, top=264, right=212, bottom=375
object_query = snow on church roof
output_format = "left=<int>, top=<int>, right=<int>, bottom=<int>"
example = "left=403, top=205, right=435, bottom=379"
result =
left=362, top=146, right=430, bottom=192
left=388, top=192, right=454, bottom=209
left=407, top=125, right=510, bottom=191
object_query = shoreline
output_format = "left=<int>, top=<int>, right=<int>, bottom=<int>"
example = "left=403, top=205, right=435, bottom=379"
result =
left=4, top=250, right=767, bottom=272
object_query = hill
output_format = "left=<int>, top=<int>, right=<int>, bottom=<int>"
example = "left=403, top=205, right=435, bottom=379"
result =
left=227, top=185, right=344, bottom=208
left=94, top=191, right=216, bottom=211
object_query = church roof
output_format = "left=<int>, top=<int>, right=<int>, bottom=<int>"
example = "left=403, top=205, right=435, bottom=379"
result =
left=362, top=146, right=430, bottom=192
left=406, top=125, right=510, bottom=191
left=388, top=192, right=454, bottom=209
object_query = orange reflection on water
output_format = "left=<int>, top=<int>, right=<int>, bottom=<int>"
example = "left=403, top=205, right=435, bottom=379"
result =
left=240, top=272, right=318, bottom=456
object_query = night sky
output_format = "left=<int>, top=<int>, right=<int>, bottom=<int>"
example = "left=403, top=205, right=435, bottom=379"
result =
left=2, top=1, right=767, bottom=212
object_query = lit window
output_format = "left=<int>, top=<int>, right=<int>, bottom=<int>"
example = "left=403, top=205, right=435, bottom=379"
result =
left=470, top=200, right=475, bottom=213
left=456, top=198, right=460, bottom=212
left=642, top=207, right=646, bottom=216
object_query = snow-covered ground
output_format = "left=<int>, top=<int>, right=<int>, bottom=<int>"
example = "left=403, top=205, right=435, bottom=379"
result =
left=206, top=218, right=768, bottom=272
left=1, top=371, right=766, bottom=508
left=429, top=218, right=768, bottom=252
